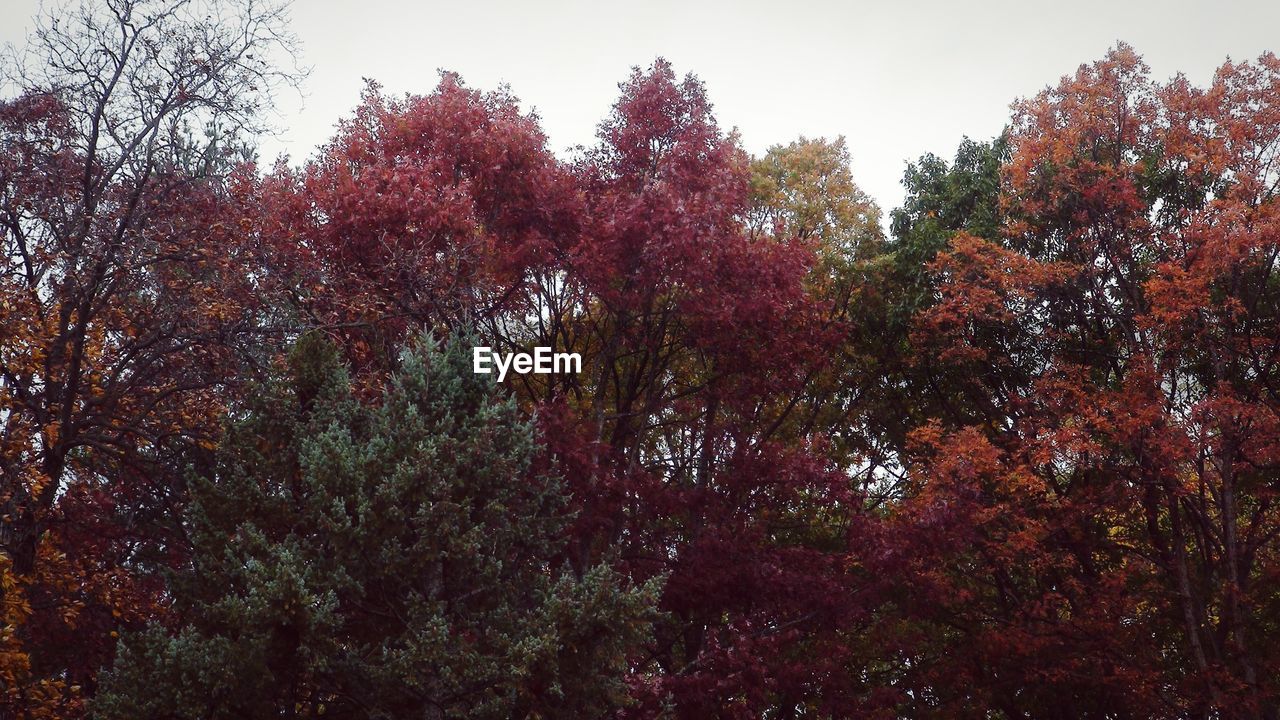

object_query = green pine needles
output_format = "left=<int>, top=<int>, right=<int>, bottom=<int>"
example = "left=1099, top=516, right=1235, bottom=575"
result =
left=93, top=333, right=660, bottom=720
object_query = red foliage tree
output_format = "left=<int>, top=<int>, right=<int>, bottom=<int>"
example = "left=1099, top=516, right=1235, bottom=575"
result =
left=251, top=74, right=579, bottom=373
left=555, top=62, right=862, bottom=717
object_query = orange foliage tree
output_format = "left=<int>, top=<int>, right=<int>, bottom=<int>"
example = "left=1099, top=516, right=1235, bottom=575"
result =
left=0, top=0, right=300, bottom=713
left=886, top=45, right=1280, bottom=717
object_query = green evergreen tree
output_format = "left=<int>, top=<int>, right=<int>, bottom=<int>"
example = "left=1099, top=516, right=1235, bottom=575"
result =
left=93, top=333, right=659, bottom=720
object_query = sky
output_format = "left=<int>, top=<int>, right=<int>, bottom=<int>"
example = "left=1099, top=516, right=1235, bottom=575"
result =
left=3, top=0, right=1279, bottom=218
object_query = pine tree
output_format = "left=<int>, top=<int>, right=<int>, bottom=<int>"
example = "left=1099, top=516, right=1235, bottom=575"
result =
left=93, top=333, right=659, bottom=720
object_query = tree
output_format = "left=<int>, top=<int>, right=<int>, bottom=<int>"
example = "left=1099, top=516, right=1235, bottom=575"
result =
left=251, top=74, right=578, bottom=375
left=862, top=135, right=1010, bottom=466
left=0, top=0, right=302, bottom=711
left=93, top=332, right=659, bottom=720
left=883, top=45, right=1280, bottom=717
left=744, top=135, right=892, bottom=507
left=749, top=136, right=883, bottom=274
left=541, top=62, right=864, bottom=718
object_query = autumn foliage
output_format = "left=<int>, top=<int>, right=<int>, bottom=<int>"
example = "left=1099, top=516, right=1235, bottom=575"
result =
left=3, top=1, right=1280, bottom=717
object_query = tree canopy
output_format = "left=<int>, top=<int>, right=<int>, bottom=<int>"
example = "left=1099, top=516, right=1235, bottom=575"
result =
left=3, top=3, right=1280, bottom=718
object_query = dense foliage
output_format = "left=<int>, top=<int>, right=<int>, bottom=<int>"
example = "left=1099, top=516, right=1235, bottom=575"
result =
left=94, top=333, right=657, bottom=719
left=2, top=1, right=1279, bottom=718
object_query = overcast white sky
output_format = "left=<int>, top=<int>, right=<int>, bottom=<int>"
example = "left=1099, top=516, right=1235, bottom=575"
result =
left=4, top=0, right=1279, bottom=217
